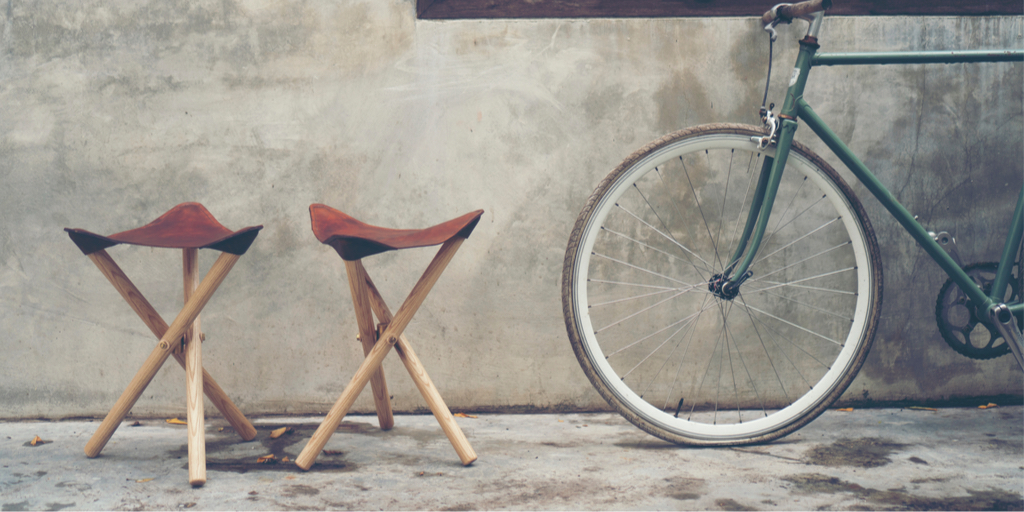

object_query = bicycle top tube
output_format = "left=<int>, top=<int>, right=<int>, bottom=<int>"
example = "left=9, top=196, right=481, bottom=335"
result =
left=814, top=50, right=1024, bottom=66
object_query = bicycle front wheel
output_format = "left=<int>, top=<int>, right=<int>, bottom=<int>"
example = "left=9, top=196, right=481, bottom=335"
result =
left=562, top=124, right=882, bottom=445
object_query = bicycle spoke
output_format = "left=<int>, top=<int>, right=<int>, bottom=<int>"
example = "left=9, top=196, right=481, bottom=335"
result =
left=659, top=295, right=712, bottom=410
left=736, top=293, right=782, bottom=416
left=594, top=288, right=690, bottom=334
left=746, top=267, right=858, bottom=295
left=755, top=289, right=855, bottom=321
left=722, top=303, right=743, bottom=423
left=631, top=180, right=703, bottom=269
left=740, top=296, right=837, bottom=373
left=591, top=251, right=697, bottom=288
left=753, top=216, right=841, bottom=266
left=588, top=279, right=678, bottom=291
left=737, top=297, right=819, bottom=391
left=753, top=241, right=853, bottom=283
left=589, top=287, right=682, bottom=309
left=601, top=225, right=714, bottom=278
left=713, top=151, right=737, bottom=268
left=726, top=152, right=765, bottom=260
left=687, top=320, right=728, bottom=420
left=740, top=302, right=844, bottom=346
left=606, top=303, right=713, bottom=358
left=620, top=306, right=712, bottom=380
left=681, top=155, right=725, bottom=272
left=613, top=205, right=715, bottom=274
left=759, top=177, right=809, bottom=251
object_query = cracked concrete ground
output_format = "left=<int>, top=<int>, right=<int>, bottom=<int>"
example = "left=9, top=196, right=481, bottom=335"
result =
left=2, top=406, right=1022, bottom=510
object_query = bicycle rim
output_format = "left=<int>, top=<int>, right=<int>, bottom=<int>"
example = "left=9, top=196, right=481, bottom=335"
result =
left=563, top=124, right=881, bottom=445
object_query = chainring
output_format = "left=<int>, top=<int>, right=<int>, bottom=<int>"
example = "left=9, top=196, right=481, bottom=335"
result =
left=935, top=262, right=1021, bottom=360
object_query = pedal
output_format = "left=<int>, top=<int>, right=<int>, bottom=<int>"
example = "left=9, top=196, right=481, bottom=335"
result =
left=989, top=303, right=1024, bottom=369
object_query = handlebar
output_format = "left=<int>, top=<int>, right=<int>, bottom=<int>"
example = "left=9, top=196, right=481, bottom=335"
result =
left=761, top=0, right=833, bottom=25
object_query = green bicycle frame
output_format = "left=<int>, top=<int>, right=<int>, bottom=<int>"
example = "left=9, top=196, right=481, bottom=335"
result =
left=728, top=39, right=1024, bottom=318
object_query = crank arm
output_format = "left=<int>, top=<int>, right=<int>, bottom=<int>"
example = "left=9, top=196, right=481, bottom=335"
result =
left=989, top=303, right=1024, bottom=369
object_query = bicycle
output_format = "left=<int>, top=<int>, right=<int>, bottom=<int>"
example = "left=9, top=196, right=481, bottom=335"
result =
left=561, top=0, right=1024, bottom=446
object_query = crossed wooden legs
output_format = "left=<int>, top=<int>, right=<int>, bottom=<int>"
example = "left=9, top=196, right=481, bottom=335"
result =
left=83, top=249, right=257, bottom=487
left=295, top=238, right=478, bottom=470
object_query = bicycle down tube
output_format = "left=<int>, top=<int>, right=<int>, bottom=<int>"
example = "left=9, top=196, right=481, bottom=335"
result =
left=727, top=33, right=1024, bottom=320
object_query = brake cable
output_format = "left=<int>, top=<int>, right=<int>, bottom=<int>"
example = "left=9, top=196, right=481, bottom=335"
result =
left=756, top=35, right=779, bottom=149
left=761, top=36, right=774, bottom=110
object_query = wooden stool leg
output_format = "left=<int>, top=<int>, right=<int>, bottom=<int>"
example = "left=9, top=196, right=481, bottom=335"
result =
left=364, top=274, right=477, bottom=465
left=295, top=238, right=465, bottom=471
left=295, top=332, right=397, bottom=470
left=86, top=250, right=257, bottom=441
left=183, top=249, right=206, bottom=487
left=85, top=252, right=241, bottom=458
left=346, top=260, right=394, bottom=430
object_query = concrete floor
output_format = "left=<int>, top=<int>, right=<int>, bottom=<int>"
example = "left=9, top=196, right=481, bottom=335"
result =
left=2, top=407, right=1022, bottom=511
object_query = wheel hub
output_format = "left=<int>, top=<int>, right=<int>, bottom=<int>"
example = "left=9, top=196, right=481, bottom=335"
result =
left=709, top=271, right=752, bottom=301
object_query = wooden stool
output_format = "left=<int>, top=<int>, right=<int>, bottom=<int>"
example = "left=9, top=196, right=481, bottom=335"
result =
left=295, top=204, right=483, bottom=470
left=65, top=203, right=262, bottom=487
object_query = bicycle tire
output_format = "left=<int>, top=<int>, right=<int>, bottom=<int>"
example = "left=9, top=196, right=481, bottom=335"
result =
left=562, top=124, right=883, bottom=445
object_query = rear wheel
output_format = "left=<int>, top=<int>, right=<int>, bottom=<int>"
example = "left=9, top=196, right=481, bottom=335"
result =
left=562, top=124, right=883, bottom=445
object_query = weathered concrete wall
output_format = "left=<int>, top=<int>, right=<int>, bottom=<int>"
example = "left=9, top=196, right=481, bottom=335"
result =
left=1, top=1, right=1021, bottom=419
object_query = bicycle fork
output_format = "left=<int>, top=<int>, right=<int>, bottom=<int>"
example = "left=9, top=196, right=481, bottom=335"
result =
left=710, top=118, right=799, bottom=300
left=714, top=34, right=813, bottom=299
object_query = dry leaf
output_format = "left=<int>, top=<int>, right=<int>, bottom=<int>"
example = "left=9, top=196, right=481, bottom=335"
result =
left=248, top=491, right=259, bottom=496
left=908, top=406, right=937, bottom=411
left=453, top=413, right=477, bottom=419
left=323, top=450, right=343, bottom=455
left=837, top=408, right=854, bottom=412
left=217, top=427, right=224, bottom=432
left=165, top=418, right=187, bottom=425
left=979, top=403, right=998, bottom=409
left=256, top=454, right=276, bottom=464
left=130, top=421, right=142, bottom=427
left=30, top=436, right=42, bottom=446
left=270, top=427, right=291, bottom=439
left=281, top=456, right=290, bottom=463
left=136, top=478, right=154, bottom=483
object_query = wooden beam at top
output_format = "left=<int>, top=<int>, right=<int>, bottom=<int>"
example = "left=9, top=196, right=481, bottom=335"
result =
left=418, top=0, right=1023, bottom=19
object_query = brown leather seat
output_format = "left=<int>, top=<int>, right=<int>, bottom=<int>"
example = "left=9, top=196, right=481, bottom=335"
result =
left=310, top=203, right=483, bottom=261
left=65, top=202, right=262, bottom=256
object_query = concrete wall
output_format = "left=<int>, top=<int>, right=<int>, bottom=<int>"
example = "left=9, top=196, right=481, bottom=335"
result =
left=1, top=1, right=1021, bottom=419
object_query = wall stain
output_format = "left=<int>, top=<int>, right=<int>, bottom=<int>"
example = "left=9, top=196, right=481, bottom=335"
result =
left=804, top=437, right=906, bottom=468
left=784, top=473, right=1023, bottom=510
left=652, top=69, right=714, bottom=135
